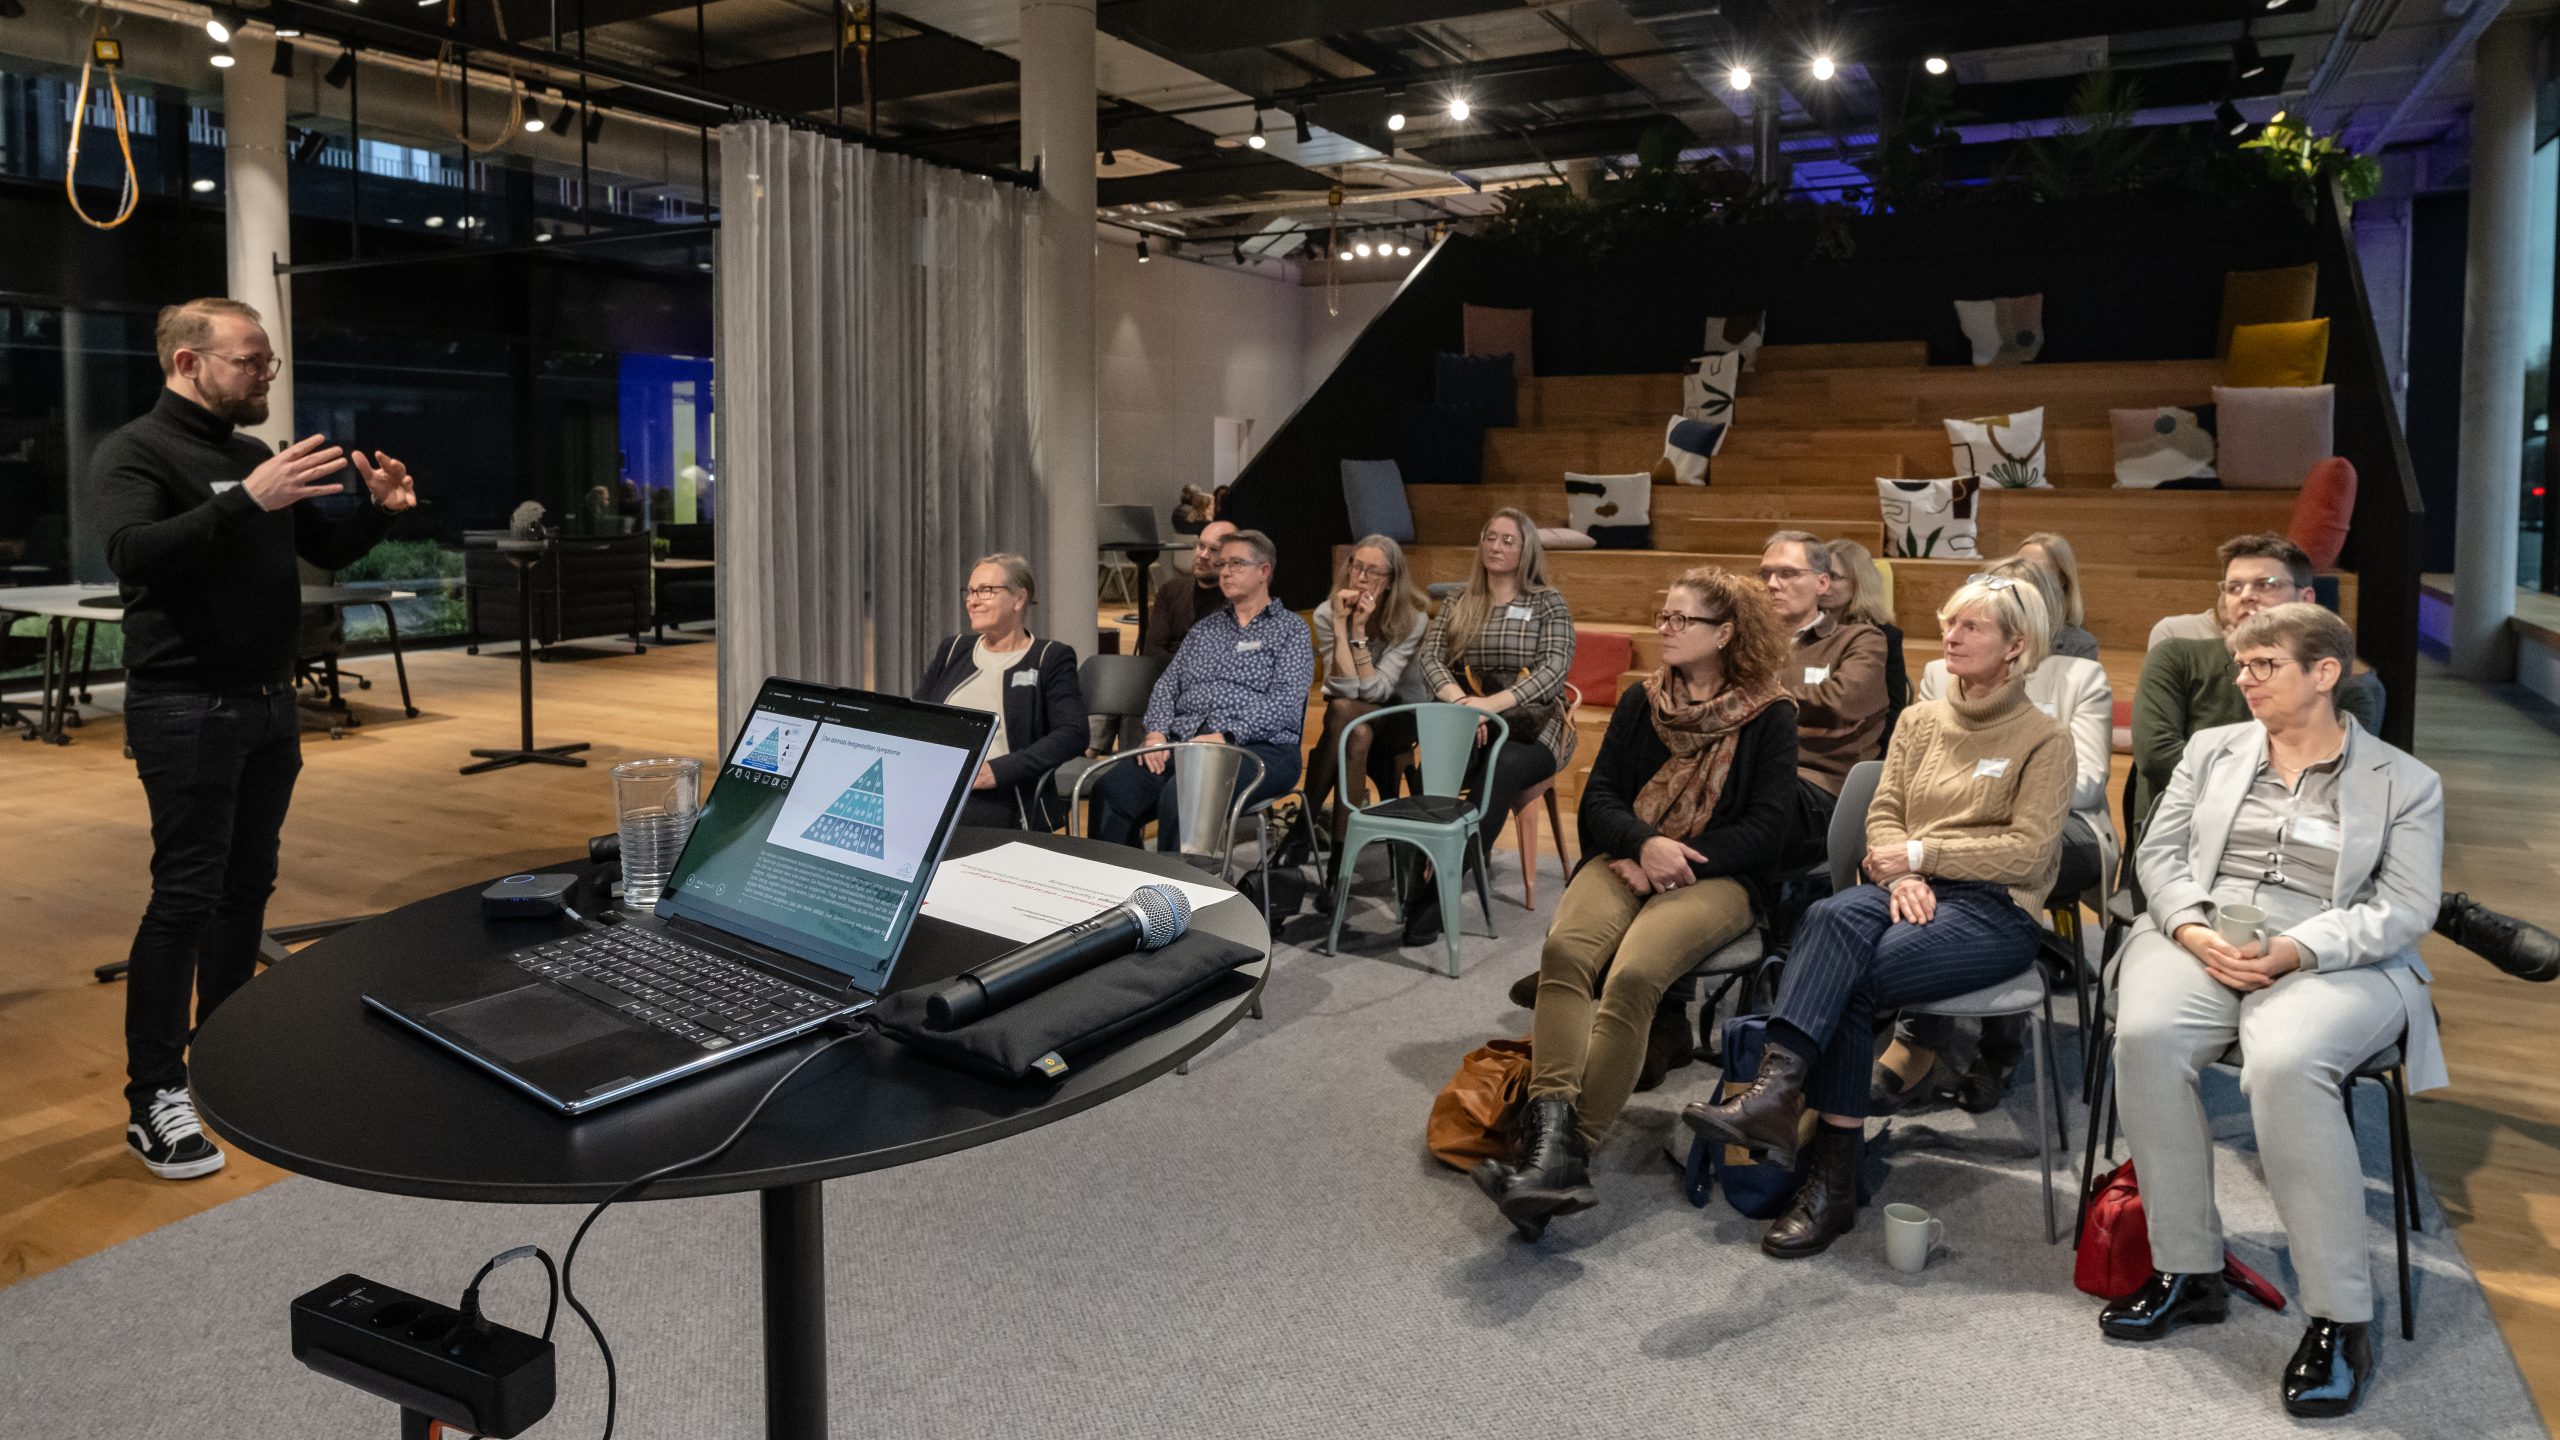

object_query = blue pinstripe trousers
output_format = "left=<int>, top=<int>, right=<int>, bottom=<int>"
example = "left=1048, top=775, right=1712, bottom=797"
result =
left=1770, top=880, right=2044, bottom=1118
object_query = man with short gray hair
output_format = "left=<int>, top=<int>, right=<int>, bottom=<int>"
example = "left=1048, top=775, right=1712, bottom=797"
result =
left=1762, top=531, right=1887, bottom=860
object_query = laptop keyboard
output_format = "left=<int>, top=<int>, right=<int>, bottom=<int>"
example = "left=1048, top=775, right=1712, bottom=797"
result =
left=511, top=927, right=849, bottom=1051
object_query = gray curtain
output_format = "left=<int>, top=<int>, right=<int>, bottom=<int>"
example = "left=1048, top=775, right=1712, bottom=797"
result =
left=713, top=120, right=1037, bottom=743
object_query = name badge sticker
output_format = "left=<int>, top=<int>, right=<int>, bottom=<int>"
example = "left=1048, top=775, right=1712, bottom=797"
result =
left=1974, top=757, right=2012, bottom=780
left=1011, top=670, right=1039, bottom=687
left=1802, top=665, right=1831, bottom=685
left=1506, top=604, right=1533, bottom=622
left=1236, top=639, right=1263, bottom=653
left=2291, top=816, right=2345, bottom=850
left=212, top=481, right=241, bottom=494
left=2034, top=701, right=2057, bottom=719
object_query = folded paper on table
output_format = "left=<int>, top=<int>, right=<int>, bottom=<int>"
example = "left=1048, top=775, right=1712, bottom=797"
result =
left=919, top=840, right=1233, bottom=943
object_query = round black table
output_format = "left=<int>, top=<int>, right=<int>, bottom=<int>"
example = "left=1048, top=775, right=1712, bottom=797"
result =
left=191, top=828, right=1268, bottom=1439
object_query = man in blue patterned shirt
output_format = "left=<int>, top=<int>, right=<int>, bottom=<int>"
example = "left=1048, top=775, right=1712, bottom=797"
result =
left=1093, top=529, right=1312, bottom=851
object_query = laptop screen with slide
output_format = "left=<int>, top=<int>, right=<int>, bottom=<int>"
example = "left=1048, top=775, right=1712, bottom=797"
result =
left=654, top=679, right=993, bottom=995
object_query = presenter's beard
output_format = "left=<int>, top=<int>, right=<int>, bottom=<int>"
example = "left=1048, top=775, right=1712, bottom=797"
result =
left=204, top=382, right=269, bottom=427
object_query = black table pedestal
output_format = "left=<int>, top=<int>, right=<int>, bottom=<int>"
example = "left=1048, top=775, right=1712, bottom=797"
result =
left=464, top=546, right=589, bottom=775
left=761, top=1181, right=828, bottom=1439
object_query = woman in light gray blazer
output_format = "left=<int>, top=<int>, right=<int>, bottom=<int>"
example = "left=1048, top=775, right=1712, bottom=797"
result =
left=2099, top=605, right=2443, bottom=1422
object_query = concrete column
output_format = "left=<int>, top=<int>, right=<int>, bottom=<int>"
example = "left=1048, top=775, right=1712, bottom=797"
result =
left=1020, top=0, right=1098, bottom=651
left=224, top=38, right=295, bottom=450
left=2452, top=16, right=2533, bottom=679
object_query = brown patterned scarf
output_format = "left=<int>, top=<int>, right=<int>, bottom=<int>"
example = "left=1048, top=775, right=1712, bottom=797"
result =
left=1632, top=668, right=1786, bottom=841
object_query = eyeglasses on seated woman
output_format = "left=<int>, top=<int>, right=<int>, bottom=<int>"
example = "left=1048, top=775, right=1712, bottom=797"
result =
left=911, top=553, right=1088, bottom=832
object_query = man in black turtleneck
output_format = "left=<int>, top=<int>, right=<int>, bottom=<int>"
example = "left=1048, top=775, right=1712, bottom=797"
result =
left=95, top=296, right=420, bottom=1180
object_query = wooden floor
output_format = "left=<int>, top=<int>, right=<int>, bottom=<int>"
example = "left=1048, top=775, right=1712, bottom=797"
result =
left=3, top=631, right=2557, bottom=1429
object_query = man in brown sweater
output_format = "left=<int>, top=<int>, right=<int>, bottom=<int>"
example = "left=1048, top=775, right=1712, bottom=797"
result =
left=1762, top=531, right=1889, bottom=862
left=1139, top=519, right=1234, bottom=660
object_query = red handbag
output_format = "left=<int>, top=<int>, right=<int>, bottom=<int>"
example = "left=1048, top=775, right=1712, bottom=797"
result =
left=2075, top=1160, right=2289, bottom=1311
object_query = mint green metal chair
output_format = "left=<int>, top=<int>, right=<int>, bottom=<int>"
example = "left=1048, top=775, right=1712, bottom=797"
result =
left=1322, top=702, right=1501, bottom=977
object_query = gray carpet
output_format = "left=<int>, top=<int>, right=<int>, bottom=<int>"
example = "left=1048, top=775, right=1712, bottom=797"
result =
left=2, top=857, right=2544, bottom=1439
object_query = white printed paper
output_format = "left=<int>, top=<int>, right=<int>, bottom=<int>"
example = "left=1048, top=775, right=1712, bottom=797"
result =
left=919, top=841, right=1234, bottom=944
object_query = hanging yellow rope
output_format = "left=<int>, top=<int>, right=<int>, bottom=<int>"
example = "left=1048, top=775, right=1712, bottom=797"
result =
left=1324, top=183, right=1344, bottom=318
left=433, top=0, right=526, bottom=155
left=65, top=23, right=140, bottom=230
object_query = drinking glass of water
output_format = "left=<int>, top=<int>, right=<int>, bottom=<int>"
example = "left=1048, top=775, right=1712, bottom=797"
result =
left=613, top=757, right=701, bottom=909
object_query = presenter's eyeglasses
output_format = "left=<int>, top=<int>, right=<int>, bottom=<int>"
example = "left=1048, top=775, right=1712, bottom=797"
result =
left=197, top=350, right=284, bottom=381
left=2219, top=575, right=2297, bottom=598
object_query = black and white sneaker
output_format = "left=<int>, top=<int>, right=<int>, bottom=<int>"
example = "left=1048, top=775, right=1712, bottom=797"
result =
left=128, top=1087, right=225, bottom=1180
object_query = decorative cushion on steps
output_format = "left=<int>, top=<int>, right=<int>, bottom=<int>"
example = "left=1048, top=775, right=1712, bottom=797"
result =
left=1568, top=629, right=1636, bottom=709
left=1565, top=471, right=1653, bottom=550
left=1954, top=294, right=2044, bottom=366
left=1701, top=312, right=1766, bottom=371
left=2217, top=263, right=2317, bottom=359
left=2214, top=384, right=2333, bottom=489
left=2288, top=456, right=2358, bottom=569
left=2224, top=318, right=2330, bottom=388
left=1682, top=351, right=1741, bottom=426
left=1655, top=415, right=1728, bottom=486
left=1876, top=477, right=1982, bottom=560
left=1338, top=458, right=1415, bottom=544
left=2110, top=405, right=2219, bottom=489
left=1537, top=526, right=1598, bottom=551
left=1944, top=407, right=2050, bottom=489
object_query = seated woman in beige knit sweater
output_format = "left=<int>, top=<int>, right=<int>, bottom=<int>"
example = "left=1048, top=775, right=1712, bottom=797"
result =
left=1682, top=574, right=2074, bottom=1260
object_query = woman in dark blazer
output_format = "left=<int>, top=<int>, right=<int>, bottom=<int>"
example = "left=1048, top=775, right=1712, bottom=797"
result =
left=915, top=554, right=1087, bottom=831
left=1470, top=565, right=1798, bottom=1239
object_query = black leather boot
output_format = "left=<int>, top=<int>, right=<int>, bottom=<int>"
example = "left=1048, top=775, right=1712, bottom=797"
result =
left=1634, top=998, right=1695, bottom=1093
left=2436, top=892, right=2560, bottom=983
left=1507, top=970, right=1541, bottom=1010
left=1401, top=868, right=1443, bottom=947
left=2282, top=1318, right=2375, bottom=1419
left=1680, top=1041, right=1811, bottom=1169
left=1760, top=1124, right=1858, bottom=1259
left=1495, top=1095, right=1597, bottom=1239
left=2098, top=1270, right=2230, bottom=1342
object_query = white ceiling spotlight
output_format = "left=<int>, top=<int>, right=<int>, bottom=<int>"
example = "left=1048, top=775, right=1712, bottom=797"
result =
left=1354, top=240, right=1373, bottom=257
left=190, top=178, right=216, bottom=193
left=1810, top=54, right=1836, bottom=81
left=209, top=48, right=235, bottom=67
left=1727, top=63, right=1751, bottom=92
left=1386, top=110, right=1406, bottom=131
left=1923, top=56, right=1949, bottom=76
left=1247, top=108, right=1266, bottom=150
left=1395, top=239, right=1413, bottom=257
left=1337, top=247, right=1352, bottom=261
left=1447, top=95, right=1469, bottom=122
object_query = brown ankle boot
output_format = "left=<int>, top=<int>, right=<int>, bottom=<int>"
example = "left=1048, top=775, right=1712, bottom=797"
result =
left=1680, top=1041, right=1811, bottom=1168
left=1761, top=1125, right=1859, bottom=1260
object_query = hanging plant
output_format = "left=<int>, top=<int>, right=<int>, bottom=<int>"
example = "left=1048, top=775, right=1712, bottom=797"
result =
left=2241, top=115, right=2382, bottom=218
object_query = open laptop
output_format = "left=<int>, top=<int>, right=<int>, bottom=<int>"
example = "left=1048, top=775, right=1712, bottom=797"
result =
left=365, top=677, right=995, bottom=1114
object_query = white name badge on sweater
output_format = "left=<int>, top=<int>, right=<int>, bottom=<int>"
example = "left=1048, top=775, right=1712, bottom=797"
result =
left=1236, top=639, right=1263, bottom=653
left=1974, top=757, right=2012, bottom=780
left=2291, top=816, right=2345, bottom=850
left=1011, top=670, right=1039, bottom=687
left=1506, top=604, right=1533, bottom=621
left=1802, top=665, right=1830, bottom=685
left=2033, top=701, right=2056, bottom=718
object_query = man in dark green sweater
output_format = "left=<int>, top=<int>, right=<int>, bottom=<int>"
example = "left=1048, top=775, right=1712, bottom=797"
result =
left=97, top=297, right=419, bottom=1180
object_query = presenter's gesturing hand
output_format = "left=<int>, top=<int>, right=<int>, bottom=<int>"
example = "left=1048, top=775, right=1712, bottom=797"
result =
left=351, top=450, right=419, bottom=513
left=242, top=434, right=349, bottom=511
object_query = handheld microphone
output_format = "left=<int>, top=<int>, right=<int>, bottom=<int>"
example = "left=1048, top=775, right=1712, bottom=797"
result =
left=924, top=884, right=1192, bottom=1029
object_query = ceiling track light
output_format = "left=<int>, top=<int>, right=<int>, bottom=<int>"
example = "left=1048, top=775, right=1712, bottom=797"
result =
left=270, top=39, right=295, bottom=76
left=292, top=127, right=328, bottom=163
left=1809, top=53, right=1835, bottom=81
left=1386, top=110, right=1406, bottom=132
left=553, top=100, right=576, bottom=131
left=1135, top=236, right=1150, bottom=263
left=2215, top=98, right=2249, bottom=137
left=1727, top=63, right=1752, bottom=92
left=522, top=85, right=546, bottom=131
left=1337, top=247, right=1352, bottom=261
left=324, top=48, right=355, bottom=89
left=582, top=109, right=605, bottom=143
left=209, top=46, right=235, bottom=67
left=1294, top=108, right=1312, bottom=145
left=2234, top=36, right=2266, bottom=81
left=1923, top=55, right=1948, bottom=76
left=1354, top=239, right=1372, bottom=256
left=1447, top=94, right=1469, bottom=122
left=1247, top=107, right=1265, bottom=149
left=1101, top=145, right=1116, bottom=165
left=205, top=5, right=243, bottom=44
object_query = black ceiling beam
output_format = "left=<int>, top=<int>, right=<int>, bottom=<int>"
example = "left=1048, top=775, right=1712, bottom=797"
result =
left=1406, top=114, right=1695, bottom=171
left=495, top=0, right=701, bottom=43
left=1097, top=0, right=1528, bottom=56
left=688, top=33, right=1019, bottom=115
left=1098, top=155, right=1349, bottom=206
left=256, top=0, right=1040, bottom=185
left=1801, top=0, right=2271, bottom=66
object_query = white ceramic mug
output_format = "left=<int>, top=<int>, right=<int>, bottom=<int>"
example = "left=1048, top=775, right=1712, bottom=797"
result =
left=2217, top=902, right=2269, bottom=951
left=1884, top=1202, right=1945, bottom=1274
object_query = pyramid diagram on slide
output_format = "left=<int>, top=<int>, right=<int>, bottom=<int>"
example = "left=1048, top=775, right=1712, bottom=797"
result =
left=800, top=759, right=887, bottom=857
left=740, top=726, right=787, bottom=773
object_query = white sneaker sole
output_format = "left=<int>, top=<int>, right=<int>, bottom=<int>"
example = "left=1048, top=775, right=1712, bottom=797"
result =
left=130, top=1142, right=226, bottom=1181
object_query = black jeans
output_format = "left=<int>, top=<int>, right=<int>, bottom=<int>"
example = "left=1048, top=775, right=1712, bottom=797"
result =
left=1467, top=733, right=1559, bottom=853
left=120, top=686, right=302, bottom=1112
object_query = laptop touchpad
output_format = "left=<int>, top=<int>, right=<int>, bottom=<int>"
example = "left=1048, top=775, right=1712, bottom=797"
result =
left=431, top=985, right=631, bottom=1064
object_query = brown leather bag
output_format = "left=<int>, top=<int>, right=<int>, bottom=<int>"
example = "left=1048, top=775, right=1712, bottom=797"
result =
left=1426, top=1036, right=1532, bottom=1170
